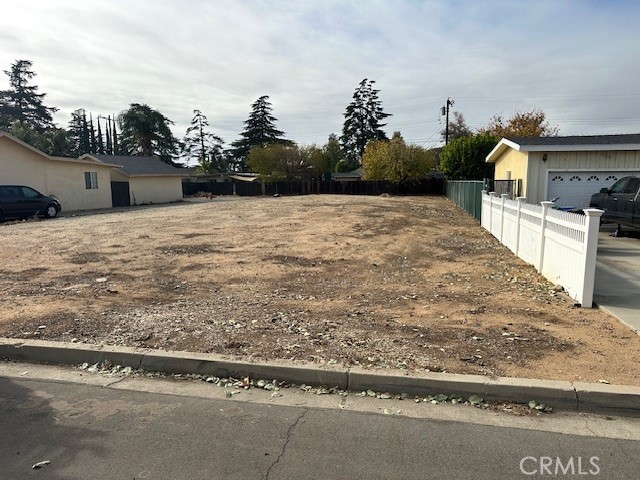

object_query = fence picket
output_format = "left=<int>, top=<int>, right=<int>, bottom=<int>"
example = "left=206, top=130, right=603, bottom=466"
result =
left=480, top=191, right=604, bottom=307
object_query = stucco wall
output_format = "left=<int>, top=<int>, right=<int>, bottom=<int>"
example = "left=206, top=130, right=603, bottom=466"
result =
left=0, top=136, right=113, bottom=211
left=527, top=150, right=640, bottom=204
left=129, top=176, right=183, bottom=205
left=493, top=148, right=529, bottom=195
left=45, top=161, right=113, bottom=211
left=0, top=136, right=48, bottom=190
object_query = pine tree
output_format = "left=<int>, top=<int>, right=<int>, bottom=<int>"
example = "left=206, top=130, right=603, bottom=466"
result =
left=340, top=78, right=391, bottom=166
left=0, top=59, right=57, bottom=132
left=67, top=109, right=92, bottom=156
left=230, top=95, right=292, bottom=171
left=182, top=109, right=224, bottom=170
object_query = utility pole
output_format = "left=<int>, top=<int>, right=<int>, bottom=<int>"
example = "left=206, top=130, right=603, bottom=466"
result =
left=441, top=97, right=454, bottom=145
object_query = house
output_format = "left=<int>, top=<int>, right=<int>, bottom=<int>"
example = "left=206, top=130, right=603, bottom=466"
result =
left=84, top=155, right=185, bottom=207
left=486, top=134, right=640, bottom=208
left=0, top=132, right=117, bottom=211
left=0, top=131, right=185, bottom=211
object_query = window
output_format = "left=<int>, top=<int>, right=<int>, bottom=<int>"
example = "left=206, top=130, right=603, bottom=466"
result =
left=85, top=172, right=98, bottom=189
left=551, top=175, right=564, bottom=182
left=605, top=175, right=618, bottom=182
left=610, top=177, right=628, bottom=194
left=587, top=175, right=599, bottom=181
left=569, top=175, right=582, bottom=181
left=21, top=187, right=41, bottom=198
left=623, top=177, right=640, bottom=194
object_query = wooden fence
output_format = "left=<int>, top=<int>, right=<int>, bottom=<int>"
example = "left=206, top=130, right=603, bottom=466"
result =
left=183, top=178, right=445, bottom=197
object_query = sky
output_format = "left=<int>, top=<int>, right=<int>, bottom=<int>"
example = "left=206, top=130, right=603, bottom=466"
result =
left=1, top=0, right=639, bottom=158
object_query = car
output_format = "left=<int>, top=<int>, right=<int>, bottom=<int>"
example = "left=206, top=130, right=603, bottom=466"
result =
left=589, top=175, right=640, bottom=230
left=0, top=185, right=61, bottom=221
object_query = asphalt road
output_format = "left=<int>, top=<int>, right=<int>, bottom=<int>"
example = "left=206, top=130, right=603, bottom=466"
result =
left=1, top=366, right=640, bottom=480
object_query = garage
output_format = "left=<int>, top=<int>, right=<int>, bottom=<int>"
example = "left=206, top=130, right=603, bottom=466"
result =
left=487, top=134, right=640, bottom=207
left=546, top=171, right=628, bottom=208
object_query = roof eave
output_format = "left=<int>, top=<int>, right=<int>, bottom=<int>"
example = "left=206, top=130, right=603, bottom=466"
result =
left=486, top=138, right=522, bottom=163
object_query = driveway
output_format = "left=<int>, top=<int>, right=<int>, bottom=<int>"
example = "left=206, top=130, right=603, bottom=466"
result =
left=594, top=225, right=640, bottom=334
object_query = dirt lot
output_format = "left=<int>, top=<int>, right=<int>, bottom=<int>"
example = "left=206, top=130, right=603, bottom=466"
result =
left=1, top=195, right=639, bottom=385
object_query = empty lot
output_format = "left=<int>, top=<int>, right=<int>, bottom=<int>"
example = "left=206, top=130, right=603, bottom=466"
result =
left=1, top=195, right=638, bottom=385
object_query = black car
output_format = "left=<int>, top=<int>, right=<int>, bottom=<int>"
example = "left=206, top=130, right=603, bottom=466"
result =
left=0, top=185, right=61, bottom=220
left=589, top=176, right=640, bottom=229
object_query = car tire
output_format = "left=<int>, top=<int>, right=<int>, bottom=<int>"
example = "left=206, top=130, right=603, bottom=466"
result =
left=44, top=204, right=59, bottom=218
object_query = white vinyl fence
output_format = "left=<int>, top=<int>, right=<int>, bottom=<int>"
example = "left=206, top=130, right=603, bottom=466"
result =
left=481, top=191, right=603, bottom=307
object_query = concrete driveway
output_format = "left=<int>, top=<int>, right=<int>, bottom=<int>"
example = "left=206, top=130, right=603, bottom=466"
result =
left=594, top=225, right=640, bottom=334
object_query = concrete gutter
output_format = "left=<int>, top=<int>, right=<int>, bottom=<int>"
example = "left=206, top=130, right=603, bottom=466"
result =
left=1, top=338, right=638, bottom=416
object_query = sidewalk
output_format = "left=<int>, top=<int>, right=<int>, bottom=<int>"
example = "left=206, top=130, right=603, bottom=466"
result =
left=594, top=228, right=640, bottom=334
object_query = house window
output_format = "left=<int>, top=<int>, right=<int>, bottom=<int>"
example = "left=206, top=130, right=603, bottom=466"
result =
left=85, top=172, right=98, bottom=189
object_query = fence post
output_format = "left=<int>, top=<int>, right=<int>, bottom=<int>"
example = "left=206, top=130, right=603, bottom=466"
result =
left=515, top=197, right=526, bottom=256
left=489, top=191, right=498, bottom=234
left=578, top=208, right=604, bottom=307
left=499, top=194, right=508, bottom=243
left=537, top=201, right=554, bottom=272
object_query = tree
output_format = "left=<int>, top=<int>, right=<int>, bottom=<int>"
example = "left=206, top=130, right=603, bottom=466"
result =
left=0, top=60, right=57, bottom=132
left=479, top=109, right=559, bottom=138
left=248, top=142, right=340, bottom=182
left=340, top=78, right=391, bottom=165
left=118, top=103, right=179, bottom=164
left=439, top=133, right=497, bottom=180
left=10, top=121, right=71, bottom=156
left=67, top=109, right=91, bottom=157
left=324, top=133, right=344, bottom=174
left=441, top=111, right=472, bottom=143
left=182, top=109, right=225, bottom=170
left=362, top=132, right=436, bottom=183
left=230, top=96, right=292, bottom=171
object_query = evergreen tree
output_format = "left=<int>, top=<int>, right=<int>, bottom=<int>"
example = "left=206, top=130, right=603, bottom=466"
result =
left=182, top=109, right=224, bottom=170
left=118, top=103, right=179, bottom=164
left=89, top=113, right=97, bottom=154
left=230, top=95, right=292, bottom=171
left=112, top=115, right=119, bottom=154
left=0, top=59, right=57, bottom=132
left=67, top=109, right=92, bottom=156
left=105, top=115, right=112, bottom=154
left=340, top=78, right=391, bottom=165
left=96, top=117, right=105, bottom=154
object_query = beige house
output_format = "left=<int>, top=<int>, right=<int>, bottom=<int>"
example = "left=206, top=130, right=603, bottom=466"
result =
left=486, top=134, right=640, bottom=208
left=0, top=132, right=117, bottom=211
left=1, top=131, right=185, bottom=212
left=84, top=155, right=184, bottom=206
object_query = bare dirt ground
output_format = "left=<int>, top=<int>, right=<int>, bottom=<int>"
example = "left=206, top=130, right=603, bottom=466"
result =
left=1, top=195, right=638, bottom=385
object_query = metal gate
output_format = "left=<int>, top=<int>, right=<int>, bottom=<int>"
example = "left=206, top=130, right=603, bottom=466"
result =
left=111, top=181, right=130, bottom=207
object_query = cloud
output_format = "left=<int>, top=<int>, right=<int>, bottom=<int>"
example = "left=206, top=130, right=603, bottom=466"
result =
left=1, top=0, right=639, bottom=150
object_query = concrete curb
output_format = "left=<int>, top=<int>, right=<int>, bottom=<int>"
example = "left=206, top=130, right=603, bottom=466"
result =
left=1, top=338, right=639, bottom=416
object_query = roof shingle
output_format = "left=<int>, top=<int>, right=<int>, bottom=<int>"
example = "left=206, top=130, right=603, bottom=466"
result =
left=93, top=155, right=184, bottom=176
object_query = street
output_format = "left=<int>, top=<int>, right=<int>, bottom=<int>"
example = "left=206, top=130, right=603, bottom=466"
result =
left=1, top=363, right=639, bottom=480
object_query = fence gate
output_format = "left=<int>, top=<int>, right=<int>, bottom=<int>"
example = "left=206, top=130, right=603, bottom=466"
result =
left=111, top=181, right=131, bottom=207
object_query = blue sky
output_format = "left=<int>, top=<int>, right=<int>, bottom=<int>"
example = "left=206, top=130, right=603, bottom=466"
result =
left=1, top=0, right=639, bottom=153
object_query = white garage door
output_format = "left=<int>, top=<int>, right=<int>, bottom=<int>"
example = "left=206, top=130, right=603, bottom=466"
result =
left=547, top=172, right=626, bottom=208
